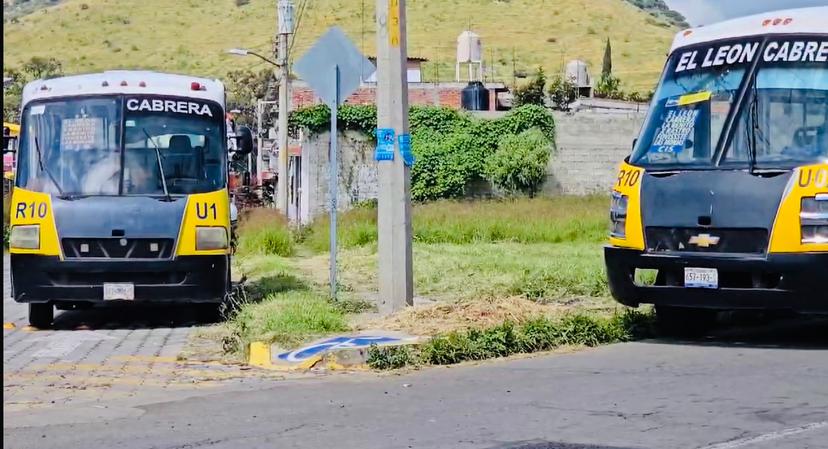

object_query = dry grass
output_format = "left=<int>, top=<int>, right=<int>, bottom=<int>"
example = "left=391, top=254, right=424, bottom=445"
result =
left=355, top=296, right=614, bottom=336
left=4, top=0, right=675, bottom=90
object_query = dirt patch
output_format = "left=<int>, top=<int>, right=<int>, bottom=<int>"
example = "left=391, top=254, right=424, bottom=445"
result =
left=355, top=296, right=613, bottom=336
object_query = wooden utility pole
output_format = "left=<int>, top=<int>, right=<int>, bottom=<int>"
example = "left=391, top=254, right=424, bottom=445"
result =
left=375, top=0, right=413, bottom=314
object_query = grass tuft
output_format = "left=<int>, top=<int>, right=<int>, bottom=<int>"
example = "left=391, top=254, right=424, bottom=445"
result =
left=367, top=309, right=655, bottom=369
left=236, top=208, right=295, bottom=257
left=228, top=290, right=349, bottom=351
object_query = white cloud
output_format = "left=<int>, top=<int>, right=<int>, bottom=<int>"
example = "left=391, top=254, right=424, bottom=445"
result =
left=664, top=0, right=827, bottom=26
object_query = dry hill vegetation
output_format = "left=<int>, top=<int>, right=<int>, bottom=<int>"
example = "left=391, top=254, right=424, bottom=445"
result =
left=4, top=0, right=679, bottom=91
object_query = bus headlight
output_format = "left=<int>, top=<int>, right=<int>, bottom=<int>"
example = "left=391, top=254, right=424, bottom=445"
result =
left=800, top=195, right=828, bottom=244
left=196, top=227, right=228, bottom=250
left=610, top=191, right=628, bottom=238
left=10, top=225, right=40, bottom=249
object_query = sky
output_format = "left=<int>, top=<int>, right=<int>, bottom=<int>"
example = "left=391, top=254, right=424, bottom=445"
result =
left=663, top=0, right=828, bottom=26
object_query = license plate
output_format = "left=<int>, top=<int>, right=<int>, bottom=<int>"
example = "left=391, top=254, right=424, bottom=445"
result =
left=684, top=268, right=718, bottom=289
left=103, top=283, right=134, bottom=300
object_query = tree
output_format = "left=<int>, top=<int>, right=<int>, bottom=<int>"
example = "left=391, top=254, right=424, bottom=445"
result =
left=512, top=67, right=547, bottom=108
left=602, top=38, right=613, bottom=78
left=225, top=68, right=274, bottom=126
left=547, top=75, right=578, bottom=111
left=3, top=58, right=64, bottom=122
left=21, top=57, right=63, bottom=80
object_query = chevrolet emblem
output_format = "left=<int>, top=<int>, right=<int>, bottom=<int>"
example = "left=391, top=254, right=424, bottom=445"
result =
left=688, top=233, right=720, bottom=248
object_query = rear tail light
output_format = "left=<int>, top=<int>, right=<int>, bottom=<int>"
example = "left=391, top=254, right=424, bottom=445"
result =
left=800, top=195, right=828, bottom=244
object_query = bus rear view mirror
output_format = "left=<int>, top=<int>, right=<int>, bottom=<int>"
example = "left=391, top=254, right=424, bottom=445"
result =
left=234, top=126, right=253, bottom=155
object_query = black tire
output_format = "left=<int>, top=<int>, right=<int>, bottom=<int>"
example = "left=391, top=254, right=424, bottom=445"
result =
left=195, top=303, right=222, bottom=323
left=655, top=305, right=718, bottom=338
left=28, top=303, right=54, bottom=329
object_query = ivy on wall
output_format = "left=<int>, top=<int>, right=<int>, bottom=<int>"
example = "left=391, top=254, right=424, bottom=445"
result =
left=289, top=104, right=556, bottom=201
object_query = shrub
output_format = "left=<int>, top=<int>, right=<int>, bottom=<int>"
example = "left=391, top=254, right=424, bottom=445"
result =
left=486, top=129, right=551, bottom=196
left=547, top=75, right=579, bottom=111
left=512, top=67, right=547, bottom=107
left=594, top=73, right=623, bottom=99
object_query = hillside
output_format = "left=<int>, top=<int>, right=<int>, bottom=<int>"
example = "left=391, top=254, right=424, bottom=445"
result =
left=2, top=0, right=679, bottom=92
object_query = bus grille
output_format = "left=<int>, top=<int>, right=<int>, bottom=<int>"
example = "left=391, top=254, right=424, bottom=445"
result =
left=61, top=238, right=174, bottom=259
left=645, top=228, right=768, bottom=254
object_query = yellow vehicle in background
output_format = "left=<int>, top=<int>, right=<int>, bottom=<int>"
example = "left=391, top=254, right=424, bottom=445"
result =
left=4, top=122, right=19, bottom=189
left=604, top=8, right=828, bottom=331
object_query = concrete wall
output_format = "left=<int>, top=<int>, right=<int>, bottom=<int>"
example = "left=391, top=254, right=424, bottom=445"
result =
left=545, top=111, right=645, bottom=195
left=300, top=130, right=378, bottom=223
left=299, top=110, right=646, bottom=221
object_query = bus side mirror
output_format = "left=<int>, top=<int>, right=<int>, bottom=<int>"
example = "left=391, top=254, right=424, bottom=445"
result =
left=234, top=126, right=253, bottom=155
left=632, top=138, right=638, bottom=150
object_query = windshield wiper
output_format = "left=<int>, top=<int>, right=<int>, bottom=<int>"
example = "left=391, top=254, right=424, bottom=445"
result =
left=143, top=128, right=172, bottom=202
left=33, top=137, right=65, bottom=196
left=746, top=76, right=760, bottom=175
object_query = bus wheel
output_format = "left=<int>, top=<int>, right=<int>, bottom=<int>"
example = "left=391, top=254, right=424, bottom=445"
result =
left=28, top=303, right=54, bottom=329
left=655, top=305, right=717, bottom=338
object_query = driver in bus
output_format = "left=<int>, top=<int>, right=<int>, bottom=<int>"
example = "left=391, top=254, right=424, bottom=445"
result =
left=783, top=123, right=828, bottom=159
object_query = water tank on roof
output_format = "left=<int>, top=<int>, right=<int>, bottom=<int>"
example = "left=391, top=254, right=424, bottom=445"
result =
left=457, top=31, right=482, bottom=63
left=461, top=82, right=490, bottom=111
left=566, top=60, right=591, bottom=88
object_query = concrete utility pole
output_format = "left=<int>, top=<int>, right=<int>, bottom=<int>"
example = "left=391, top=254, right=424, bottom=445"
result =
left=277, top=0, right=294, bottom=214
left=376, top=0, right=413, bottom=314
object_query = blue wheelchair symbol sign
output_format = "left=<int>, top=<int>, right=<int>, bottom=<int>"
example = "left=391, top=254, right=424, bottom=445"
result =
left=277, top=336, right=402, bottom=363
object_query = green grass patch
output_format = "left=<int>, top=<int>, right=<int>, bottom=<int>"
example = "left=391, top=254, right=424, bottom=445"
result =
left=236, top=208, right=295, bottom=257
left=329, top=242, right=610, bottom=303
left=304, top=196, right=609, bottom=252
left=227, top=289, right=349, bottom=352
left=367, top=310, right=655, bottom=369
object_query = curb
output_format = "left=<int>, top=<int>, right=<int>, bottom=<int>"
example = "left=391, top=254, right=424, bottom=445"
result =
left=247, top=339, right=421, bottom=372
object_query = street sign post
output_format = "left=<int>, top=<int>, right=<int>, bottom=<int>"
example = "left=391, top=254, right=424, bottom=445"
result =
left=294, top=27, right=375, bottom=299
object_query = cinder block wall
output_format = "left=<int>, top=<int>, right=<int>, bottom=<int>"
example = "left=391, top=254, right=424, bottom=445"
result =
left=545, top=111, right=645, bottom=195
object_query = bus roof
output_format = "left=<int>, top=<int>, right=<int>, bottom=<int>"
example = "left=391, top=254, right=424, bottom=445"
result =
left=670, top=6, right=828, bottom=54
left=21, top=70, right=225, bottom=109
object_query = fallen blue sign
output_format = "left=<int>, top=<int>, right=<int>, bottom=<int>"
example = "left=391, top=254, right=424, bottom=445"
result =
left=277, top=336, right=402, bottom=363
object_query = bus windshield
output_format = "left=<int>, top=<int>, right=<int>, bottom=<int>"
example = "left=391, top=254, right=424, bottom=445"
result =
left=632, top=37, right=828, bottom=170
left=17, top=95, right=226, bottom=197
left=724, top=63, right=828, bottom=169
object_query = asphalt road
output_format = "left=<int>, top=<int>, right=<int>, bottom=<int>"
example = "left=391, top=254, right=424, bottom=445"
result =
left=4, top=253, right=828, bottom=449
left=5, top=313, right=827, bottom=449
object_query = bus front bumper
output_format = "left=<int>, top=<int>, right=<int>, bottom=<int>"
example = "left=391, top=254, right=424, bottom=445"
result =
left=604, top=246, right=828, bottom=313
left=10, top=255, right=229, bottom=304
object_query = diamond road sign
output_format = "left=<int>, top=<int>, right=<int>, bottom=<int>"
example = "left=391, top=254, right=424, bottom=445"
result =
left=293, top=26, right=375, bottom=107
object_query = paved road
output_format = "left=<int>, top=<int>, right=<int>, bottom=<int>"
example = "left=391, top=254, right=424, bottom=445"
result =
left=3, top=253, right=289, bottom=424
left=5, top=311, right=827, bottom=449
left=5, top=254, right=827, bottom=448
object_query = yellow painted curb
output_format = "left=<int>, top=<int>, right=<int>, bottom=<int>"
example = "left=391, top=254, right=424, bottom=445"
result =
left=296, top=355, right=323, bottom=370
left=248, top=341, right=272, bottom=368
left=4, top=322, right=16, bottom=330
